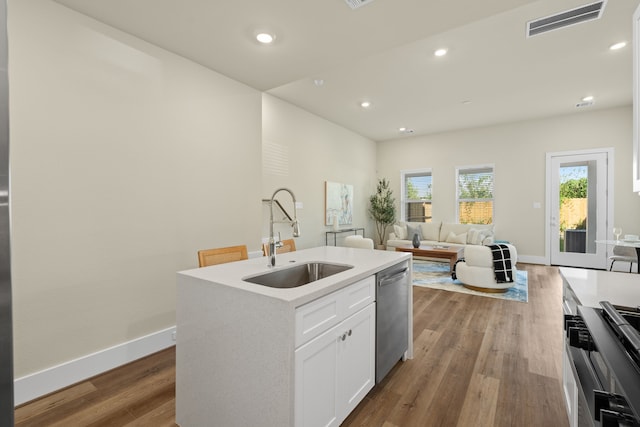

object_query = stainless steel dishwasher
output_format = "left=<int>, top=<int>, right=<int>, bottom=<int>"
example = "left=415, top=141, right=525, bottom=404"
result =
left=376, top=260, right=410, bottom=383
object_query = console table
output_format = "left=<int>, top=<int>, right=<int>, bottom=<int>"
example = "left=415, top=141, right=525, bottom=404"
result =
left=325, top=227, right=365, bottom=246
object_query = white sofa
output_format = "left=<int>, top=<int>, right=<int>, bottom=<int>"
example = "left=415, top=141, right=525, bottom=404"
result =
left=386, top=221, right=495, bottom=251
left=456, top=244, right=518, bottom=292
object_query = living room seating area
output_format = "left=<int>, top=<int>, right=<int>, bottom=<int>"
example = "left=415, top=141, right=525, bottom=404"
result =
left=386, top=221, right=495, bottom=251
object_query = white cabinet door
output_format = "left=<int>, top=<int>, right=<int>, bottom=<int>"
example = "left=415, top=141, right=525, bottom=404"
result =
left=294, top=303, right=375, bottom=427
left=295, top=320, right=340, bottom=427
left=562, top=346, right=578, bottom=427
left=336, top=303, right=376, bottom=421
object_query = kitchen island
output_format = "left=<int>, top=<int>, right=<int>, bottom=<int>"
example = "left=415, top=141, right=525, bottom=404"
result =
left=176, top=246, right=412, bottom=427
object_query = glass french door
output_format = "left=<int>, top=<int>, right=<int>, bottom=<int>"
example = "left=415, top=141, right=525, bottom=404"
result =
left=548, top=151, right=609, bottom=269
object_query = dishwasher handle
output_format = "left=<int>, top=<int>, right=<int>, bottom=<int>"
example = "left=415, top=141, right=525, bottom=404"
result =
left=378, top=267, right=408, bottom=287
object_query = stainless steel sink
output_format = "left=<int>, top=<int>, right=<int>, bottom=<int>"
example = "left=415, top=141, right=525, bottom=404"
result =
left=243, top=262, right=353, bottom=288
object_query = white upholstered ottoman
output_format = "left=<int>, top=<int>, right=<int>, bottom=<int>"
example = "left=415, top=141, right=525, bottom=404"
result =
left=455, top=244, right=518, bottom=292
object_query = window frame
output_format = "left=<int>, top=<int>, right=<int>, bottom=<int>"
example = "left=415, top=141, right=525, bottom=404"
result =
left=400, top=168, right=433, bottom=223
left=455, top=164, right=495, bottom=224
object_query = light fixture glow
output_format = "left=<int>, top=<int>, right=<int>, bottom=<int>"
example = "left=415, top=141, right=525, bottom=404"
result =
left=256, top=33, right=275, bottom=44
left=313, top=79, right=324, bottom=87
left=360, top=101, right=371, bottom=108
left=434, top=48, right=448, bottom=57
left=609, top=41, right=627, bottom=51
left=582, top=95, right=594, bottom=102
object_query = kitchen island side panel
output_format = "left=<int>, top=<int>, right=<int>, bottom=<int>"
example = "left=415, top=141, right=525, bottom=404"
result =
left=176, top=273, right=295, bottom=427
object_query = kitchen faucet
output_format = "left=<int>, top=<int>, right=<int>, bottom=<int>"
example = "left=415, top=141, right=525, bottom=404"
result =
left=269, top=188, right=300, bottom=267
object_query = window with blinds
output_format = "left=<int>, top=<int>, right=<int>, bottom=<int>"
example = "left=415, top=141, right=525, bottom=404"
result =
left=456, top=166, right=494, bottom=224
left=401, top=170, right=432, bottom=222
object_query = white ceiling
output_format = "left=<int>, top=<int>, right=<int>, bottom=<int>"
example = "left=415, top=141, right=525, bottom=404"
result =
left=53, top=0, right=640, bottom=141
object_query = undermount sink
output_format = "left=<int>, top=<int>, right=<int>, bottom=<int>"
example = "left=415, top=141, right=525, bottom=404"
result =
left=243, top=262, right=353, bottom=288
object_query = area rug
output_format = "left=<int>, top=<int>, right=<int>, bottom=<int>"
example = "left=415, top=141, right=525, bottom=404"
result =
left=412, top=259, right=528, bottom=302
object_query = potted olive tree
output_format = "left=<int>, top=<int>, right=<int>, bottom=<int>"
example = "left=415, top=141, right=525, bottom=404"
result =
left=369, top=178, right=396, bottom=249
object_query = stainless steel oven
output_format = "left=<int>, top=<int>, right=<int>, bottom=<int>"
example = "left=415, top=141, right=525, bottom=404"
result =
left=564, top=302, right=640, bottom=426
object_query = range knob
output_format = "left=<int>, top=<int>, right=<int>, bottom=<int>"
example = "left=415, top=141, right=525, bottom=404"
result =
left=564, top=314, right=585, bottom=333
left=599, top=409, right=639, bottom=427
left=568, top=326, right=593, bottom=351
left=595, top=391, right=637, bottom=425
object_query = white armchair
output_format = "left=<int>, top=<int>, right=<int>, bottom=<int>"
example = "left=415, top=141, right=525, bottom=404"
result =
left=343, top=235, right=374, bottom=249
left=455, top=244, right=518, bottom=292
left=609, top=245, right=638, bottom=273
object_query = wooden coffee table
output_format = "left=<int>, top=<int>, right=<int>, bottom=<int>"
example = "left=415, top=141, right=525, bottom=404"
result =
left=395, top=245, right=464, bottom=272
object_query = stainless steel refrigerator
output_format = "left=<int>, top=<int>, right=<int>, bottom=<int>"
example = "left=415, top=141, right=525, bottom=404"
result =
left=0, top=0, right=13, bottom=424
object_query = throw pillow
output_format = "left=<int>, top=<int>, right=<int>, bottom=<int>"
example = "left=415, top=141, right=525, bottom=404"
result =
left=467, top=228, right=484, bottom=245
left=482, top=232, right=494, bottom=245
left=406, top=223, right=423, bottom=241
left=446, top=231, right=467, bottom=244
left=393, top=224, right=407, bottom=240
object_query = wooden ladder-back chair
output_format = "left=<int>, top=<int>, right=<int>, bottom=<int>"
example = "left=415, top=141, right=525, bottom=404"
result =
left=261, top=239, right=296, bottom=257
left=198, top=245, right=248, bottom=267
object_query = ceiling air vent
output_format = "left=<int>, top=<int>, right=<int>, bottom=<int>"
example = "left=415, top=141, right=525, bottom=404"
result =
left=344, top=0, right=375, bottom=10
left=527, top=0, right=606, bottom=37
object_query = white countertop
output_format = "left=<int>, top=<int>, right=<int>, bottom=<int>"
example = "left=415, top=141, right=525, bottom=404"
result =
left=177, top=246, right=412, bottom=307
left=559, top=267, right=640, bottom=308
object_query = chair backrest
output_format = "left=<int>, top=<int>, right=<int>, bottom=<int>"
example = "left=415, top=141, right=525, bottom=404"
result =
left=613, top=245, right=637, bottom=258
left=262, top=239, right=297, bottom=256
left=198, top=245, right=248, bottom=267
left=344, top=235, right=374, bottom=249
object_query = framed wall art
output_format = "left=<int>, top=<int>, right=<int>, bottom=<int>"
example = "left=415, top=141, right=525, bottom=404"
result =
left=325, top=181, right=353, bottom=226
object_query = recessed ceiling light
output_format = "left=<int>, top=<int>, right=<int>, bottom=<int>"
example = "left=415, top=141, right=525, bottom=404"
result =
left=399, top=127, right=414, bottom=134
left=256, top=33, right=275, bottom=44
left=609, top=41, right=627, bottom=51
left=360, top=101, right=371, bottom=108
left=576, top=96, right=594, bottom=108
left=313, top=79, right=324, bottom=87
left=434, top=48, right=448, bottom=57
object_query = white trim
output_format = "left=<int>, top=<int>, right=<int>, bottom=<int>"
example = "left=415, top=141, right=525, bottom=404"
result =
left=455, top=163, right=495, bottom=223
left=400, top=168, right=432, bottom=222
left=14, top=326, right=176, bottom=406
left=517, top=254, right=547, bottom=265
left=545, top=148, right=614, bottom=266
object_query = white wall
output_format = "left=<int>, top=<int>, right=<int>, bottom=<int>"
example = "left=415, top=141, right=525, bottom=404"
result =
left=377, top=106, right=640, bottom=261
left=262, top=94, right=377, bottom=249
left=8, top=0, right=379, bottom=402
left=9, top=0, right=262, bottom=380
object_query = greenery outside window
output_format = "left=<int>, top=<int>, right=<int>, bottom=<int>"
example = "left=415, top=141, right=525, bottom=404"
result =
left=456, top=165, right=494, bottom=224
left=401, top=169, right=432, bottom=222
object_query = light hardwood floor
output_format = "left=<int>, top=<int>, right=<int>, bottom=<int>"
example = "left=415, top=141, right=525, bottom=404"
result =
left=15, top=263, right=568, bottom=427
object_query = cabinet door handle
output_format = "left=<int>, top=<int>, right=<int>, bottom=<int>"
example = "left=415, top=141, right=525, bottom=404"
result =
left=347, top=329, right=352, bottom=336
left=340, top=333, right=347, bottom=341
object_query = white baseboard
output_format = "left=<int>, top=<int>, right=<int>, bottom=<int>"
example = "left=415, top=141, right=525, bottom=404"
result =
left=517, top=255, right=547, bottom=265
left=14, top=326, right=176, bottom=406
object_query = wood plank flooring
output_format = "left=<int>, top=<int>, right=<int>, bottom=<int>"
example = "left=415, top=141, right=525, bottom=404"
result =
left=15, top=263, right=568, bottom=427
